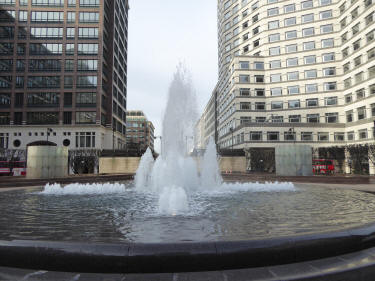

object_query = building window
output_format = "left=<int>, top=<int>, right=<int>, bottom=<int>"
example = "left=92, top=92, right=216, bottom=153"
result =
left=359, top=129, right=368, bottom=140
left=239, top=88, right=250, bottom=96
left=76, top=111, right=96, bottom=124
left=357, top=106, right=366, bottom=120
left=270, top=60, right=281, bottom=69
left=288, top=86, right=299, bottom=94
left=75, top=132, right=96, bottom=148
left=27, top=112, right=58, bottom=124
left=268, top=7, right=279, bottom=16
left=286, top=44, right=297, bottom=53
left=302, top=0, right=313, bottom=9
left=267, top=132, right=279, bottom=141
left=289, top=115, right=301, bottom=123
left=285, top=30, right=297, bottom=39
left=269, top=46, right=280, bottom=55
left=255, top=102, right=265, bottom=110
left=304, top=55, right=316, bottom=64
left=356, top=88, right=365, bottom=100
left=288, top=100, right=300, bottom=108
left=322, top=38, right=334, bottom=48
left=271, top=101, right=283, bottom=110
left=301, top=132, right=313, bottom=141
left=284, top=4, right=295, bottom=13
left=302, top=13, right=314, bottom=23
left=269, top=33, right=280, bottom=42
left=307, top=114, right=320, bottom=123
left=240, top=102, right=251, bottom=110
left=305, top=69, right=317, bottom=78
left=271, top=87, right=282, bottom=96
left=239, top=61, right=249, bottom=69
left=324, top=82, right=336, bottom=91
left=321, top=24, right=333, bottom=34
left=77, top=75, right=97, bottom=88
left=318, top=132, right=329, bottom=141
left=255, top=88, right=265, bottom=96
left=306, top=98, right=318, bottom=107
left=303, top=27, right=314, bottom=37
left=254, top=75, right=264, bottom=83
left=303, top=42, right=315, bottom=52
left=325, top=112, right=338, bottom=123
left=323, top=67, right=335, bottom=76
left=284, top=131, right=296, bottom=141
left=27, top=92, right=59, bottom=106
left=239, top=75, right=250, bottom=83
left=268, top=20, right=279, bottom=30
left=78, top=27, right=98, bottom=39
left=270, top=74, right=281, bottom=82
left=287, top=71, right=299, bottom=80
left=322, top=53, right=335, bottom=62
left=250, top=131, right=262, bottom=141
left=346, top=110, right=353, bottom=122
left=306, top=84, right=318, bottom=93
left=325, top=96, right=337, bottom=106
left=320, top=10, right=332, bottom=19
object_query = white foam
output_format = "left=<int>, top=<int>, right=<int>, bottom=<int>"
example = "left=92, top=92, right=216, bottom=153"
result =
left=158, top=185, right=189, bottom=215
left=40, top=182, right=127, bottom=195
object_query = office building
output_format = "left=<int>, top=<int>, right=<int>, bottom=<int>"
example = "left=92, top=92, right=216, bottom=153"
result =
left=200, top=0, right=375, bottom=151
left=126, top=110, right=155, bottom=152
left=0, top=0, right=129, bottom=150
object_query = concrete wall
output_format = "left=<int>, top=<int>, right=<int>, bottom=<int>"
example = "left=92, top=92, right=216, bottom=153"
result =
left=275, top=145, right=313, bottom=176
left=27, top=146, right=68, bottom=179
left=99, top=157, right=141, bottom=174
left=219, top=156, right=247, bottom=173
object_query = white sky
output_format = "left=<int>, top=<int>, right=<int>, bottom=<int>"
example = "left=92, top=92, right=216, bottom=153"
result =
left=127, top=0, right=218, bottom=153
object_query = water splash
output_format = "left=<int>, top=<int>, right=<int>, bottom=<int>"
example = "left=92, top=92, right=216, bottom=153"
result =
left=135, top=147, right=154, bottom=191
left=200, top=137, right=222, bottom=189
left=41, top=183, right=126, bottom=195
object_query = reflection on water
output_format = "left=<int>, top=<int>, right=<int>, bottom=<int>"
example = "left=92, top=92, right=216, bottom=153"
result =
left=1, top=183, right=375, bottom=243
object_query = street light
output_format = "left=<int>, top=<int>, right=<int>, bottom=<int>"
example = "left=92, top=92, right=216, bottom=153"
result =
left=46, top=128, right=53, bottom=143
left=229, top=127, right=234, bottom=153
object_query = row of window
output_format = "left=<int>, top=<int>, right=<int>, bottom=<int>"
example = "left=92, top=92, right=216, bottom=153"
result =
left=220, top=129, right=369, bottom=147
left=0, top=59, right=98, bottom=72
left=29, top=27, right=98, bottom=39
left=0, top=75, right=97, bottom=88
left=0, top=0, right=99, bottom=7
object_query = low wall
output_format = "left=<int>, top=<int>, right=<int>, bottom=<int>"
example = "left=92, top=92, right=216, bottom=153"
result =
left=27, top=146, right=68, bottom=179
left=99, top=157, right=141, bottom=174
left=219, top=157, right=246, bottom=173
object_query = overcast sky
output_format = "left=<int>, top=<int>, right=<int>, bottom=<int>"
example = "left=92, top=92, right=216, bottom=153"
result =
left=127, top=0, right=218, bottom=153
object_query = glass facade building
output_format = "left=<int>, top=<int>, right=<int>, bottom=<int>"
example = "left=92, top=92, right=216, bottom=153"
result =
left=0, top=0, right=128, bottom=149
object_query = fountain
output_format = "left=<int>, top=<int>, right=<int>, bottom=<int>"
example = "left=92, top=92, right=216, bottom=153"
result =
left=2, top=66, right=375, bottom=278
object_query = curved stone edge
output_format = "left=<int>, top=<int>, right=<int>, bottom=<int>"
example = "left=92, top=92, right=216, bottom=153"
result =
left=1, top=223, right=375, bottom=274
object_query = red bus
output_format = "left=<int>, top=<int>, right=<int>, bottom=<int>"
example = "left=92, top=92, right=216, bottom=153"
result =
left=313, top=159, right=335, bottom=175
left=0, top=161, right=26, bottom=176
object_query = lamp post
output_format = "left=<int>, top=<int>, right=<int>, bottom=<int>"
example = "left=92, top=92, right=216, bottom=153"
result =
left=229, top=127, right=234, bottom=153
left=46, top=128, right=53, bottom=143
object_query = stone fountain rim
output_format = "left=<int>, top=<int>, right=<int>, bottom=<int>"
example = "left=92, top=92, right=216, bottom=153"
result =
left=1, top=222, right=375, bottom=274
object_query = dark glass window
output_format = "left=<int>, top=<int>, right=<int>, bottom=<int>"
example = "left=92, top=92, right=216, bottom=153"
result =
left=0, top=93, right=10, bottom=107
left=0, top=113, right=10, bottom=125
left=75, top=111, right=96, bottom=124
left=27, top=112, right=58, bottom=124
left=77, top=76, right=97, bottom=88
left=76, top=92, right=96, bottom=106
left=0, top=26, right=14, bottom=38
left=64, top=92, right=72, bottom=107
left=14, top=112, right=22, bottom=125
left=15, top=93, right=23, bottom=107
left=27, top=92, right=59, bottom=106
left=0, top=76, right=12, bottom=88
left=63, top=111, right=72, bottom=124
left=0, top=59, right=13, bottom=72
left=77, top=59, right=97, bottom=71
left=27, top=76, right=60, bottom=88
left=0, top=43, right=13, bottom=55
left=29, top=43, right=62, bottom=55
left=29, top=59, right=62, bottom=72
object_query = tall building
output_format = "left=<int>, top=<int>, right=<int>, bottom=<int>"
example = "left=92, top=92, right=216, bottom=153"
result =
left=0, top=0, right=128, bottom=150
left=201, top=0, right=375, bottom=151
left=126, top=110, right=155, bottom=152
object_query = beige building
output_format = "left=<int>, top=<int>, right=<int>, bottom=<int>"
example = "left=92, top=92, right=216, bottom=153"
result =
left=199, top=0, right=375, bottom=154
left=126, top=110, right=155, bottom=152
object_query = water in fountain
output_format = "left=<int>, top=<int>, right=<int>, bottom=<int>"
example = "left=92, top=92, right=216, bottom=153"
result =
left=41, top=65, right=296, bottom=217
